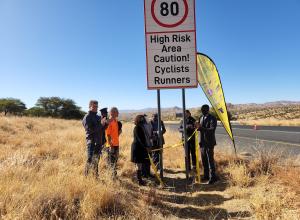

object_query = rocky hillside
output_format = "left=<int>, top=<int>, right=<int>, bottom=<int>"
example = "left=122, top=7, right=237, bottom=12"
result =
left=119, top=101, right=300, bottom=122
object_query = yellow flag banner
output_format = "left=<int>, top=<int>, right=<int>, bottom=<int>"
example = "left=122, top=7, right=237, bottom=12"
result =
left=196, top=53, right=236, bottom=152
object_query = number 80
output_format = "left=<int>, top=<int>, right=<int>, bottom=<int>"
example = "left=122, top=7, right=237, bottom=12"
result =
left=160, top=2, right=179, bottom=16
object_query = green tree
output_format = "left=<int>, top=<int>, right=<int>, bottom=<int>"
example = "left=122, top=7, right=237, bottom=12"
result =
left=60, top=99, right=85, bottom=119
left=36, top=97, right=62, bottom=117
left=25, top=107, right=47, bottom=117
left=0, top=98, right=27, bottom=115
left=35, top=97, right=85, bottom=119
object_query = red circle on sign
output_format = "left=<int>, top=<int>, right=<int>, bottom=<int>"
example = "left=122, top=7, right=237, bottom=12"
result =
left=151, top=0, right=189, bottom=28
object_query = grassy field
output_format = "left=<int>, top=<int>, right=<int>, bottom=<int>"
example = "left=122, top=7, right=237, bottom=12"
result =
left=0, top=116, right=299, bottom=219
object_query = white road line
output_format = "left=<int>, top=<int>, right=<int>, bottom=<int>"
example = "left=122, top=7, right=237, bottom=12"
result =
left=223, top=127, right=300, bottom=134
left=216, top=133, right=300, bottom=147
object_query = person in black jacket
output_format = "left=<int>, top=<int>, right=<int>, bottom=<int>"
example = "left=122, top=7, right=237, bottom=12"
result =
left=197, top=104, right=218, bottom=184
left=150, top=113, right=166, bottom=171
left=99, top=107, right=109, bottom=146
left=131, top=115, right=149, bottom=185
left=82, top=100, right=106, bottom=178
left=179, top=110, right=196, bottom=171
left=141, top=114, right=154, bottom=178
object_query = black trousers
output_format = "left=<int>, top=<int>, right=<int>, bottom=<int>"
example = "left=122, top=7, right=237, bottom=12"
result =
left=187, top=140, right=196, bottom=170
left=142, top=159, right=151, bottom=177
left=200, top=146, right=216, bottom=179
left=85, top=142, right=102, bottom=177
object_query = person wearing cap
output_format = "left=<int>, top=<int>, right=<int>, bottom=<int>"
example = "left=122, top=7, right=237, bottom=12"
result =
left=179, top=110, right=197, bottom=172
left=99, top=107, right=109, bottom=146
left=196, top=104, right=218, bottom=184
left=82, top=100, right=106, bottom=178
left=150, top=113, right=166, bottom=170
left=99, top=107, right=110, bottom=163
left=106, top=107, right=121, bottom=178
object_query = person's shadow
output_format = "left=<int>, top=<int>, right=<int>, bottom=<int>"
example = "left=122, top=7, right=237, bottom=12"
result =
left=121, top=169, right=251, bottom=219
left=163, top=169, right=228, bottom=193
left=153, top=169, right=252, bottom=219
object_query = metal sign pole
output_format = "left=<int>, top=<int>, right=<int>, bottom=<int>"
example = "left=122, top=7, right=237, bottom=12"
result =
left=182, top=88, right=189, bottom=180
left=157, top=89, right=163, bottom=179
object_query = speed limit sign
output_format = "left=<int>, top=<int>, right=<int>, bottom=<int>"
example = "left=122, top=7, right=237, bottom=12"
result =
left=151, top=0, right=188, bottom=28
left=144, top=0, right=197, bottom=89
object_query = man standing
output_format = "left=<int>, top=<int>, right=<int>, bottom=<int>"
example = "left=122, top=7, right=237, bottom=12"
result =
left=106, top=107, right=120, bottom=178
left=150, top=113, right=166, bottom=171
left=82, top=100, right=106, bottom=177
left=197, top=104, right=218, bottom=184
left=179, top=110, right=196, bottom=171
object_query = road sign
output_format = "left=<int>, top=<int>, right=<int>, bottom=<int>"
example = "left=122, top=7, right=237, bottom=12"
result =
left=144, top=0, right=197, bottom=89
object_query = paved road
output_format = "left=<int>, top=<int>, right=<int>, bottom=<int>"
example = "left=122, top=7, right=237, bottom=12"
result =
left=165, top=123, right=300, bottom=157
left=216, top=124, right=300, bottom=145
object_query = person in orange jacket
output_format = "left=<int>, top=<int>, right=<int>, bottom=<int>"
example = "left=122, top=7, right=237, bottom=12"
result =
left=106, top=107, right=121, bottom=178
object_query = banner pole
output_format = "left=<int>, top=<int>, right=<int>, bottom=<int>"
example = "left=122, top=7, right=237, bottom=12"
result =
left=157, top=89, right=164, bottom=179
left=182, top=88, right=189, bottom=180
left=229, top=121, right=237, bottom=156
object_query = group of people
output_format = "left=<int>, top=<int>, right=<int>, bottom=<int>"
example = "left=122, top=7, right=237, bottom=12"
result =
left=131, top=113, right=166, bottom=185
left=82, top=100, right=218, bottom=185
left=180, top=105, right=218, bottom=184
left=82, top=100, right=121, bottom=178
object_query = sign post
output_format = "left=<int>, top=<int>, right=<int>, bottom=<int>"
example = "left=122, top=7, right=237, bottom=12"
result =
left=182, top=88, right=189, bottom=180
left=144, top=0, right=197, bottom=182
left=157, top=90, right=164, bottom=179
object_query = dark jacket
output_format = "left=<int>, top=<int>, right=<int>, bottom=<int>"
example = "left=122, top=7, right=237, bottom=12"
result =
left=131, top=124, right=148, bottom=163
left=151, top=119, right=166, bottom=146
left=198, top=114, right=217, bottom=148
left=179, top=116, right=196, bottom=142
left=100, top=115, right=109, bottom=145
left=82, top=111, right=103, bottom=145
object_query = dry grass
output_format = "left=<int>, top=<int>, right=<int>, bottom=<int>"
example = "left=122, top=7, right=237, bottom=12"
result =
left=0, top=116, right=142, bottom=219
left=221, top=149, right=300, bottom=219
left=239, top=118, right=300, bottom=126
left=0, top=116, right=299, bottom=219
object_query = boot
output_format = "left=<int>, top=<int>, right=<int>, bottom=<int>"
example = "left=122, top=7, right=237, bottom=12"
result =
left=137, top=170, right=145, bottom=186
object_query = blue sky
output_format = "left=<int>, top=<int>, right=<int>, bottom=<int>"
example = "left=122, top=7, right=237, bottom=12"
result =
left=0, top=0, right=299, bottom=111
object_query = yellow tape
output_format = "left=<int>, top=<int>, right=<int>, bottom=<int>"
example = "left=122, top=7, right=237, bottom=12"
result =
left=148, top=153, right=164, bottom=186
left=151, top=129, right=197, bottom=152
left=195, top=131, right=201, bottom=183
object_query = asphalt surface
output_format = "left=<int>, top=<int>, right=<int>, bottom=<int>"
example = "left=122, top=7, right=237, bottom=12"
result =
left=165, top=123, right=300, bottom=157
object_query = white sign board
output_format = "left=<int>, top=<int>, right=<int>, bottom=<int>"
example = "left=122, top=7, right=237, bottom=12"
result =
left=144, top=0, right=197, bottom=89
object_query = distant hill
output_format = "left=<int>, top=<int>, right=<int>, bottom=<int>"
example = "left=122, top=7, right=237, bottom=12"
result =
left=119, top=101, right=300, bottom=121
left=227, top=101, right=300, bottom=120
left=119, top=106, right=184, bottom=121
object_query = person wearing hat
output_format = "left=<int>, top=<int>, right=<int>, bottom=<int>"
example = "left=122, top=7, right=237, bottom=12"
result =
left=99, top=107, right=109, bottom=146
left=196, top=104, right=218, bottom=184
left=150, top=113, right=166, bottom=171
left=99, top=107, right=110, bottom=164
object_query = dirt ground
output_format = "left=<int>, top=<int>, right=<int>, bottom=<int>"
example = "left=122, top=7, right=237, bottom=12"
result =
left=122, top=168, right=252, bottom=220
